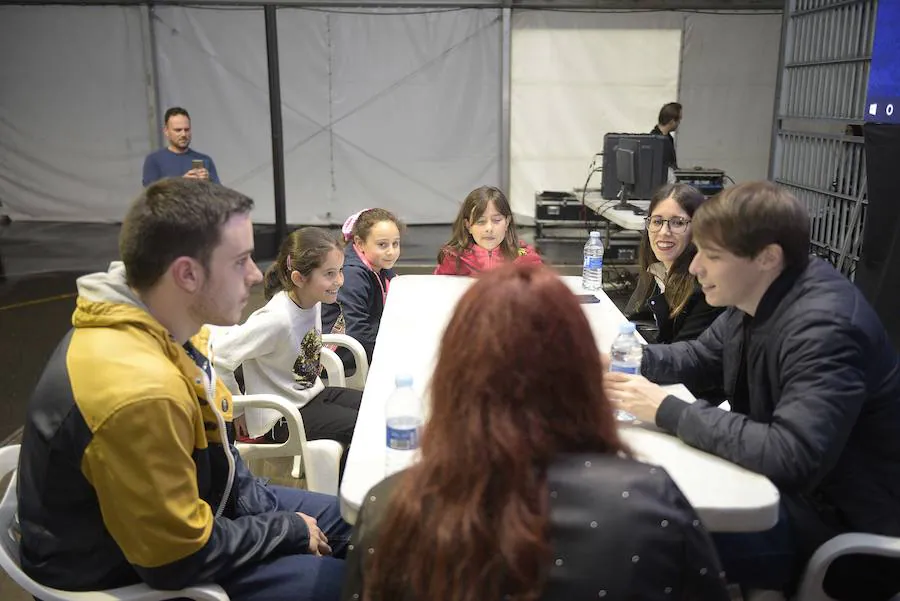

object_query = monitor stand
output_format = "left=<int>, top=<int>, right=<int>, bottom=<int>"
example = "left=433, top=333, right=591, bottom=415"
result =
left=615, top=185, right=647, bottom=216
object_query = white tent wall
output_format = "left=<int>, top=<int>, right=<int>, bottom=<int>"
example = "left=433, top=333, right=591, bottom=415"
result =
left=509, top=10, right=683, bottom=220
left=276, top=8, right=502, bottom=225
left=0, top=5, right=780, bottom=225
left=509, top=9, right=782, bottom=219
left=154, top=6, right=501, bottom=225
left=677, top=11, right=782, bottom=185
left=0, top=6, right=153, bottom=221
left=153, top=6, right=277, bottom=221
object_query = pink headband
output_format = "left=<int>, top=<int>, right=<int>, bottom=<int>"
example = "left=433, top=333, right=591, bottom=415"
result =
left=342, top=208, right=373, bottom=242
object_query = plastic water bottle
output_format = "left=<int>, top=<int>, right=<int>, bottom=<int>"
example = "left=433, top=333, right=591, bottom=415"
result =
left=385, top=374, right=423, bottom=476
left=583, top=231, right=604, bottom=291
left=609, top=322, right=643, bottom=422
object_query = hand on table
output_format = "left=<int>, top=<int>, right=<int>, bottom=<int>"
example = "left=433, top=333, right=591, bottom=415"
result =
left=297, top=512, right=332, bottom=556
left=603, top=372, right=670, bottom=423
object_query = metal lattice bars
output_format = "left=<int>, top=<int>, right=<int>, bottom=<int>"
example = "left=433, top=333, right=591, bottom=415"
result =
left=772, top=0, right=876, bottom=276
left=782, top=0, right=875, bottom=120
left=775, top=132, right=867, bottom=266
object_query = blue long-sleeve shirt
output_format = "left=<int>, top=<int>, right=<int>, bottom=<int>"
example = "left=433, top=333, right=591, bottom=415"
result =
left=142, top=148, right=220, bottom=186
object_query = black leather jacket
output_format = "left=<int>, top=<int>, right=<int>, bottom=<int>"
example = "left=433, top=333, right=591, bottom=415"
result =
left=628, top=283, right=723, bottom=345
left=342, top=454, right=729, bottom=601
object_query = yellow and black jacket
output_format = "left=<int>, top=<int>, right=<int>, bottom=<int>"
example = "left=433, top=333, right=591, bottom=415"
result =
left=16, top=263, right=309, bottom=591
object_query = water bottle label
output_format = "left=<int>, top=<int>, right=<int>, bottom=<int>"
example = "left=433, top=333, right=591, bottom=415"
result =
left=583, top=256, right=603, bottom=270
left=387, top=424, right=421, bottom=450
left=610, top=363, right=640, bottom=375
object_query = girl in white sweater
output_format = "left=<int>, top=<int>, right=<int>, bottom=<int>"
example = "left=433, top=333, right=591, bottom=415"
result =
left=213, top=227, right=362, bottom=460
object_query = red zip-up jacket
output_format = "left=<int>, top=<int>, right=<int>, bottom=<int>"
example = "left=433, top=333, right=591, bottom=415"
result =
left=434, top=242, right=543, bottom=276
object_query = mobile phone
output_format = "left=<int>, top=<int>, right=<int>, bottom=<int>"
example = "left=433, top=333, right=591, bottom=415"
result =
left=192, top=159, right=205, bottom=170
left=576, top=294, right=601, bottom=304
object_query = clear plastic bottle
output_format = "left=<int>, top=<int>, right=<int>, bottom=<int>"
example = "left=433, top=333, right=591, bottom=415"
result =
left=385, top=374, right=423, bottom=476
left=609, top=322, right=643, bottom=422
left=582, top=231, right=604, bottom=291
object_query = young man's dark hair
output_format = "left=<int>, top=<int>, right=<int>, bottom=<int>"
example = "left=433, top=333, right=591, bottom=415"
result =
left=692, top=181, right=810, bottom=269
left=652, top=102, right=683, bottom=169
left=119, top=178, right=253, bottom=290
left=658, top=102, right=682, bottom=126
left=164, top=106, right=190, bottom=124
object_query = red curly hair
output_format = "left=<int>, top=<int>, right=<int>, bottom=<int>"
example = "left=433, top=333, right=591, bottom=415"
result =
left=364, top=263, right=627, bottom=601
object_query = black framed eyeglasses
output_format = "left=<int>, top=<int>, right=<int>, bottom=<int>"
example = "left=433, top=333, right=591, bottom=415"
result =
left=644, top=216, right=691, bottom=233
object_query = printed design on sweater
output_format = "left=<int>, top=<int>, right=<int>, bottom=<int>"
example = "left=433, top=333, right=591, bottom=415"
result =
left=292, top=327, right=322, bottom=390
left=325, top=308, right=346, bottom=352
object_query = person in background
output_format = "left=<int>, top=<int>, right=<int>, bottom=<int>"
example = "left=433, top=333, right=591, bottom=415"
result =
left=16, top=179, right=349, bottom=601
left=434, top=185, right=542, bottom=276
left=322, top=208, right=402, bottom=366
left=651, top=102, right=682, bottom=173
left=343, top=263, right=730, bottom=601
left=626, top=183, right=723, bottom=344
left=142, top=107, right=220, bottom=186
left=212, top=227, right=362, bottom=476
left=604, top=181, right=900, bottom=600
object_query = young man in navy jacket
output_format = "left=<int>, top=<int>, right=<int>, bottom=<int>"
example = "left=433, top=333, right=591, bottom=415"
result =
left=605, top=181, right=900, bottom=600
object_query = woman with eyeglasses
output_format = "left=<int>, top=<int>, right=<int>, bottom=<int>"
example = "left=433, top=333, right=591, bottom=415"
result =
left=625, top=183, right=724, bottom=344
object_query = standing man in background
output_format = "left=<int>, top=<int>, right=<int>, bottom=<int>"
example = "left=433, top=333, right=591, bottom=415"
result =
left=142, top=107, right=220, bottom=187
left=652, top=102, right=682, bottom=173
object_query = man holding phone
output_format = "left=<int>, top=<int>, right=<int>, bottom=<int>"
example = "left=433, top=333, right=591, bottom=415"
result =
left=142, top=107, right=220, bottom=186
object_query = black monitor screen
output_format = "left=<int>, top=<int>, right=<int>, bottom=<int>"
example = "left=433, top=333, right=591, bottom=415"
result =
left=601, top=134, right=668, bottom=200
left=866, top=1, right=900, bottom=124
left=615, top=143, right=637, bottom=185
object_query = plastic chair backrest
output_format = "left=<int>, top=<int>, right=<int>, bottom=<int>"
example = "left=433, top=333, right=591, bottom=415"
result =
left=0, top=444, right=229, bottom=600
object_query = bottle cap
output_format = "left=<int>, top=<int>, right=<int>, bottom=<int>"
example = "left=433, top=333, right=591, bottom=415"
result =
left=395, top=374, right=414, bottom=388
left=618, top=322, right=637, bottom=334
left=589, top=231, right=601, bottom=238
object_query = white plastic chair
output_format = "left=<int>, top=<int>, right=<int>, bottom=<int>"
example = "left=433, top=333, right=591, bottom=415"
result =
left=233, top=394, right=343, bottom=494
left=234, top=334, right=368, bottom=487
left=794, top=533, right=900, bottom=601
left=0, top=444, right=229, bottom=601
left=320, top=333, right=369, bottom=390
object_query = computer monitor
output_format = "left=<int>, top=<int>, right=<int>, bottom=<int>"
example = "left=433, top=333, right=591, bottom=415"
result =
left=616, top=142, right=637, bottom=186
left=601, top=133, right=669, bottom=213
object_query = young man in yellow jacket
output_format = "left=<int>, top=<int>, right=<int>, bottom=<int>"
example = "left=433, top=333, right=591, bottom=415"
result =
left=17, top=178, right=349, bottom=600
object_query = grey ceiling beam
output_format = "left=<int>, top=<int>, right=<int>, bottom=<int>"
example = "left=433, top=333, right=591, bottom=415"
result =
left=1, top=0, right=783, bottom=10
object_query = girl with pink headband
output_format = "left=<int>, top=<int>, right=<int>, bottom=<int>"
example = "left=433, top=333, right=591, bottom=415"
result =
left=322, top=208, right=403, bottom=365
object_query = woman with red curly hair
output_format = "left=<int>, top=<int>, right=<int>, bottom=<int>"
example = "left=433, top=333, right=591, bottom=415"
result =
left=342, top=263, right=729, bottom=601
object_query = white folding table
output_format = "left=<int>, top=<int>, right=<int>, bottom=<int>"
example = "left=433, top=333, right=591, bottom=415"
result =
left=582, top=192, right=649, bottom=231
left=339, top=275, right=780, bottom=533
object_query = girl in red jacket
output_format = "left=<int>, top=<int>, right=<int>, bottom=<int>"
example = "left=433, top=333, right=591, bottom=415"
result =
left=434, top=185, right=542, bottom=275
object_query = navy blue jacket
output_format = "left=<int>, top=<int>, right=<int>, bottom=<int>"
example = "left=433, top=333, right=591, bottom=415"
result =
left=322, top=245, right=396, bottom=365
left=646, top=259, right=900, bottom=564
